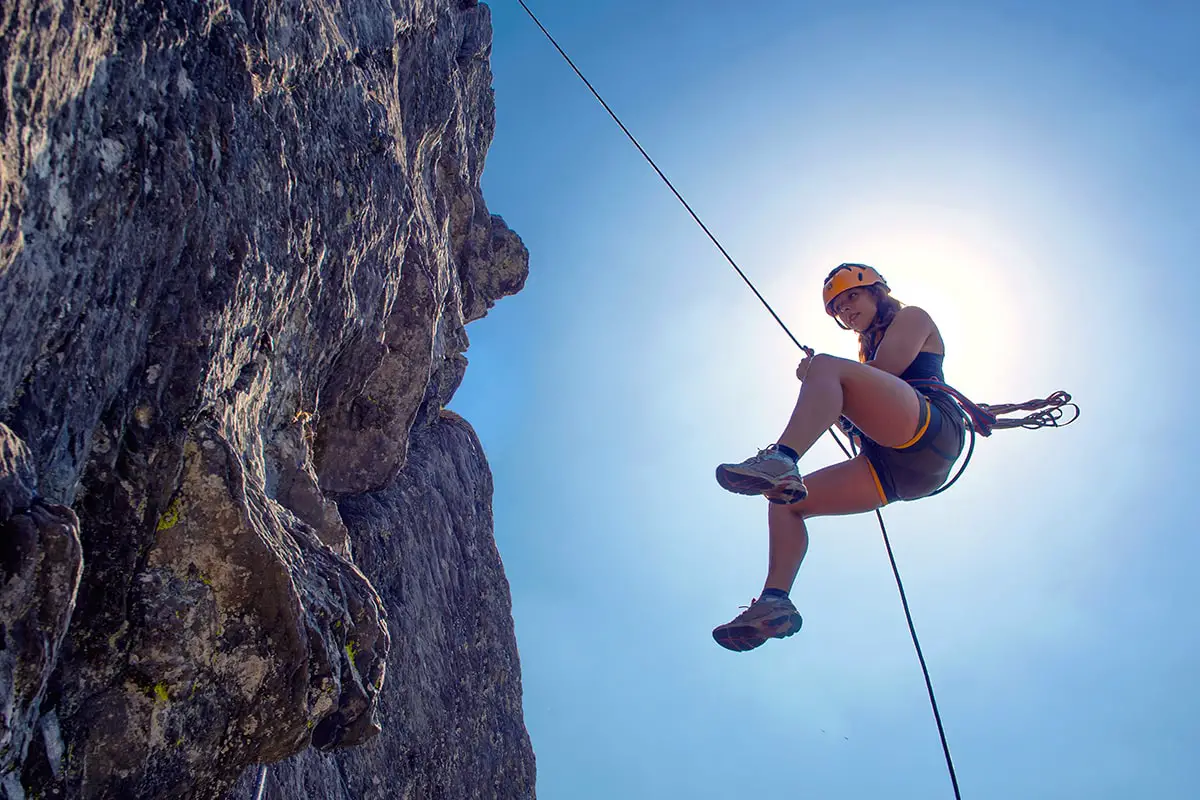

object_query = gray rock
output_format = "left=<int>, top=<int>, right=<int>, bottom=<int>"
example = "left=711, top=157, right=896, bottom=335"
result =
left=0, top=426, right=83, bottom=796
left=229, top=410, right=535, bottom=800
left=0, top=0, right=533, bottom=797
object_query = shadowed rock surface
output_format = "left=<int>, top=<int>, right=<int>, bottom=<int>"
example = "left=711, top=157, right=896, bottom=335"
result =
left=0, top=0, right=533, bottom=797
left=228, top=411, right=533, bottom=799
left=0, top=425, right=83, bottom=800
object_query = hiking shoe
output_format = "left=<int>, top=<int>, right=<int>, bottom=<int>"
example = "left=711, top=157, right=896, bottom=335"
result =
left=712, top=594, right=803, bottom=652
left=715, top=445, right=808, bottom=503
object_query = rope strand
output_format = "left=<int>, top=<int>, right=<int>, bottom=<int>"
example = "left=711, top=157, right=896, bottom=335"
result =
left=514, top=0, right=809, bottom=355
left=875, top=510, right=963, bottom=797
left=982, top=391, right=1079, bottom=429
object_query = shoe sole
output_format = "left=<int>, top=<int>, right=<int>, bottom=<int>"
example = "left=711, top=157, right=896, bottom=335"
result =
left=717, top=466, right=808, bottom=503
left=712, top=611, right=803, bottom=652
left=715, top=465, right=782, bottom=496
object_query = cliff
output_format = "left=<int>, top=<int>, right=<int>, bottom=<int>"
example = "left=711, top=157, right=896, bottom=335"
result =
left=0, top=0, right=533, bottom=797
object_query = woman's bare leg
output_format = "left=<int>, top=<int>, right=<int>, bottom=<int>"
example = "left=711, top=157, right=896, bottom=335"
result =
left=763, top=455, right=884, bottom=593
left=777, top=354, right=923, bottom=457
left=710, top=455, right=883, bottom=652
left=713, top=455, right=885, bottom=651
left=715, top=354, right=921, bottom=503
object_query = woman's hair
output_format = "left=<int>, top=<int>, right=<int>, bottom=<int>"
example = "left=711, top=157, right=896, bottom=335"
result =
left=856, top=284, right=904, bottom=362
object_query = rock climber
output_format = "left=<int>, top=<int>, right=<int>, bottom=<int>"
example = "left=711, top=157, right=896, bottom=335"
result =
left=710, top=263, right=967, bottom=652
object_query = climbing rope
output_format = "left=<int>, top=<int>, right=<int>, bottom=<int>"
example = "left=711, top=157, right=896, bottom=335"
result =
left=513, top=0, right=852, bottom=457
left=982, top=390, right=1079, bottom=430
left=516, top=3, right=1075, bottom=797
left=847, top=433, right=962, bottom=797
left=514, top=2, right=959, bottom=795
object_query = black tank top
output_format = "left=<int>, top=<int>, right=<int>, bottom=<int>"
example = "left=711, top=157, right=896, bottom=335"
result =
left=866, top=341, right=945, bottom=384
left=901, top=351, right=945, bottom=383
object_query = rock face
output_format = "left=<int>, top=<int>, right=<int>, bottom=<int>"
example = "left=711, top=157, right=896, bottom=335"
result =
left=228, top=411, right=535, bottom=800
left=0, top=426, right=83, bottom=800
left=0, top=0, right=533, bottom=798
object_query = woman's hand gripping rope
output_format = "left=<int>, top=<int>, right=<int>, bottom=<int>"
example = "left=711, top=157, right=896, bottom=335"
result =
left=796, top=345, right=816, bottom=382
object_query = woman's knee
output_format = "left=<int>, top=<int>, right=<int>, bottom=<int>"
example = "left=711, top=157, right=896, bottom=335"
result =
left=773, top=497, right=815, bottom=519
left=770, top=455, right=882, bottom=519
left=807, top=353, right=849, bottom=383
left=808, top=353, right=838, bottom=373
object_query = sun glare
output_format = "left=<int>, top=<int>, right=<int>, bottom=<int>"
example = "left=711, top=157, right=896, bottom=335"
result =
left=793, top=201, right=1039, bottom=399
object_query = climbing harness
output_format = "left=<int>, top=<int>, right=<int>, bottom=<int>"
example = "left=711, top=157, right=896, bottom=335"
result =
left=907, top=382, right=1079, bottom=498
left=515, top=4, right=1079, bottom=798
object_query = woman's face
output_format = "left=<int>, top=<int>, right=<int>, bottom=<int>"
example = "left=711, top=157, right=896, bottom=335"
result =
left=832, top=287, right=877, bottom=332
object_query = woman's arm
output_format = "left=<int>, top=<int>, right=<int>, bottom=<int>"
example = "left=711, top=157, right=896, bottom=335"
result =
left=867, top=306, right=935, bottom=376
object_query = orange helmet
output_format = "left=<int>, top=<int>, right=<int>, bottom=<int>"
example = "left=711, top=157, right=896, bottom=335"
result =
left=822, top=263, right=889, bottom=316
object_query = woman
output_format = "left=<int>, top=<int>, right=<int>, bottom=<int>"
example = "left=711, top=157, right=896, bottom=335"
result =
left=711, top=264, right=966, bottom=652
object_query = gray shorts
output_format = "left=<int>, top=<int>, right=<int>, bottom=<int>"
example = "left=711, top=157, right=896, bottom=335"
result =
left=860, top=390, right=967, bottom=504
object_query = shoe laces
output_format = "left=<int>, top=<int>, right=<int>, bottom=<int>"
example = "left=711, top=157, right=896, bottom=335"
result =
left=758, top=444, right=795, bottom=463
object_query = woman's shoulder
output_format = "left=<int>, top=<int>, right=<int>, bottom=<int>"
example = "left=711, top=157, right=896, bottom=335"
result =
left=894, top=304, right=933, bottom=322
left=885, top=304, right=937, bottom=332
left=893, top=305, right=944, bottom=354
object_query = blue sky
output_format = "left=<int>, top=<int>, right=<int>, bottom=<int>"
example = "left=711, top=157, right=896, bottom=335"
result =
left=452, top=2, right=1200, bottom=797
